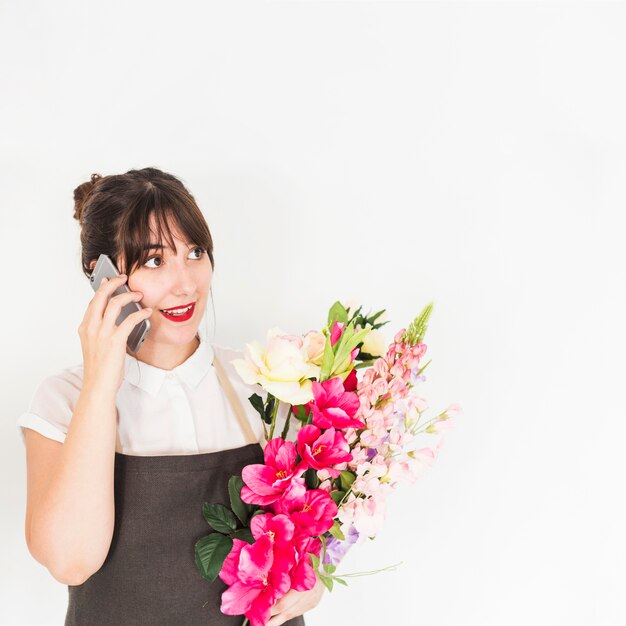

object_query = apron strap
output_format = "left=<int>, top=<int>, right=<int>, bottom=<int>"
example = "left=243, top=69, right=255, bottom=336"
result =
left=213, top=354, right=260, bottom=446
left=115, top=416, right=123, bottom=453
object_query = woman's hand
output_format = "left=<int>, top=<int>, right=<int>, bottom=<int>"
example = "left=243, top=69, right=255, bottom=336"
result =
left=79, top=273, right=152, bottom=394
left=266, top=577, right=325, bottom=625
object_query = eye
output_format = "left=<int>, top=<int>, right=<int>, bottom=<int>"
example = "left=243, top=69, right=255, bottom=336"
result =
left=143, top=247, right=206, bottom=269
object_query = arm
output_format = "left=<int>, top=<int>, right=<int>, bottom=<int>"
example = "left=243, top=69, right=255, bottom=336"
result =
left=25, top=381, right=118, bottom=586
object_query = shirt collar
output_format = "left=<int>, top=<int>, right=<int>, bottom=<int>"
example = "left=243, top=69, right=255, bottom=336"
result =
left=123, top=335, right=215, bottom=397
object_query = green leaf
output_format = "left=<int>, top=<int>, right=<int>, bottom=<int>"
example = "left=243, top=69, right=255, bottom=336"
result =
left=319, top=574, right=334, bottom=592
left=339, top=470, right=356, bottom=492
left=202, top=503, right=238, bottom=534
left=333, top=576, right=348, bottom=586
left=309, top=553, right=320, bottom=570
left=403, top=301, right=434, bottom=345
left=323, top=562, right=337, bottom=574
left=194, top=533, right=233, bottom=582
left=263, top=395, right=276, bottom=425
left=348, top=304, right=363, bottom=323
left=228, top=475, right=253, bottom=526
left=327, top=301, right=349, bottom=328
left=368, top=308, right=386, bottom=324
left=304, top=467, right=320, bottom=490
left=248, top=393, right=265, bottom=422
left=319, top=334, right=335, bottom=381
left=332, top=327, right=371, bottom=374
left=328, top=519, right=345, bottom=541
left=233, top=528, right=254, bottom=544
left=330, top=490, right=346, bottom=505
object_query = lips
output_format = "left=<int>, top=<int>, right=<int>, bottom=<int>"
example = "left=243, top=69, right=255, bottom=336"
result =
left=160, top=301, right=195, bottom=312
left=159, top=302, right=196, bottom=322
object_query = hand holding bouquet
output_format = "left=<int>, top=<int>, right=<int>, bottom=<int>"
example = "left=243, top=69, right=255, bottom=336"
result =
left=195, top=301, right=462, bottom=626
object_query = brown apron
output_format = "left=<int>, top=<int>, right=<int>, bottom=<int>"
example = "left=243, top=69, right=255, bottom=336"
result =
left=65, top=355, right=306, bottom=626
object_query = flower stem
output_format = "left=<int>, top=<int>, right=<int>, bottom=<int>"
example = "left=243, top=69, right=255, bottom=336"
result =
left=268, top=396, right=280, bottom=439
left=338, top=561, right=403, bottom=578
left=241, top=617, right=250, bottom=626
left=280, top=406, right=293, bottom=439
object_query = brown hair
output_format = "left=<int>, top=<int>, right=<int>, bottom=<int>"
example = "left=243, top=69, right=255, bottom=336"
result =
left=72, top=167, right=214, bottom=278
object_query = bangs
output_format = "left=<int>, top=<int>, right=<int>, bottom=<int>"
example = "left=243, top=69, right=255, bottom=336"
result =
left=115, top=180, right=214, bottom=275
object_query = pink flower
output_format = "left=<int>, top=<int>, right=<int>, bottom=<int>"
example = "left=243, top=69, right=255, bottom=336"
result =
left=241, top=438, right=302, bottom=506
left=307, top=376, right=365, bottom=430
left=273, top=479, right=338, bottom=536
left=330, top=321, right=344, bottom=346
left=289, top=529, right=323, bottom=592
left=250, top=512, right=295, bottom=547
left=296, top=425, right=353, bottom=478
left=219, top=535, right=291, bottom=626
left=343, top=368, right=358, bottom=391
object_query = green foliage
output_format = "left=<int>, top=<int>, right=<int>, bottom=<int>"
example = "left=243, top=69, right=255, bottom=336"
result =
left=304, top=467, right=320, bottom=489
left=309, top=553, right=348, bottom=592
left=339, top=470, right=356, bottom=492
left=248, top=393, right=267, bottom=423
left=233, top=528, right=254, bottom=544
left=328, top=520, right=345, bottom=541
left=330, top=490, right=346, bottom=505
left=202, top=503, right=237, bottom=534
left=403, top=301, right=434, bottom=345
left=194, top=533, right=233, bottom=582
left=327, top=301, right=349, bottom=328
left=228, top=475, right=255, bottom=526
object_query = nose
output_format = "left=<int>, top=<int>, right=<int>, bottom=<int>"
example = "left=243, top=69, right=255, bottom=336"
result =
left=168, top=261, right=198, bottom=297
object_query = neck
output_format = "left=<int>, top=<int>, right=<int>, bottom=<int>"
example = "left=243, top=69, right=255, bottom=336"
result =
left=127, top=334, right=201, bottom=370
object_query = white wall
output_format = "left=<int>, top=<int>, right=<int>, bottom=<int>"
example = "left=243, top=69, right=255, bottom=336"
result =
left=1, top=2, right=623, bottom=625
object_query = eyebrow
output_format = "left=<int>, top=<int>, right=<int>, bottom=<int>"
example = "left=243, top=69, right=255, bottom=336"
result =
left=141, top=242, right=194, bottom=251
left=142, top=243, right=171, bottom=251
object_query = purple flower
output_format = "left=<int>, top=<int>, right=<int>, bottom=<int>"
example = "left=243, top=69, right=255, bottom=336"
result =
left=322, top=524, right=360, bottom=566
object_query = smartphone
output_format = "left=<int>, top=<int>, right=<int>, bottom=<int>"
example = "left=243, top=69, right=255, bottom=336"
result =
left=89, top=254, right=151, bottom=353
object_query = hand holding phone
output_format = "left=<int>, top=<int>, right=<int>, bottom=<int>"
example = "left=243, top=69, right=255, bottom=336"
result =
left=78, top=254, right=153, bottom=394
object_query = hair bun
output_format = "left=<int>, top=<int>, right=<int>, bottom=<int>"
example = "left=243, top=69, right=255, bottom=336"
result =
left=73, top=172, right=103, bottom=224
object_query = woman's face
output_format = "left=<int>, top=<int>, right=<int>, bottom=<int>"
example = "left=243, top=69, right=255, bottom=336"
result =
left=93, top=214, right=213, bottom=352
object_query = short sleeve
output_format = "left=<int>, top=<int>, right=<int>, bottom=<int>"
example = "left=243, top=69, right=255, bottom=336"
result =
left=16, top=368, right=83, bottom=446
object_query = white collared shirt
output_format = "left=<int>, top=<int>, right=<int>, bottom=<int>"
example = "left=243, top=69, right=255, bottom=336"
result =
left=15, top=336, right=291, bottom=456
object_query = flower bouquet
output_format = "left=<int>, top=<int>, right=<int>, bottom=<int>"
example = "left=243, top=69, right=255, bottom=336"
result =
left=194, top=300, right=462, bottom=626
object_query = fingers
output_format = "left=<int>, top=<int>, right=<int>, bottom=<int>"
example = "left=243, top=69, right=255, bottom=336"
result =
left=116, top=306, right=153, bottom=339
left=102, top=289, right=146, bottom=329
left=82, top=274, right=130, bottom=331
left=271, top=591, right=299, bottom=616
left=267, top=613, right=293, bottom=626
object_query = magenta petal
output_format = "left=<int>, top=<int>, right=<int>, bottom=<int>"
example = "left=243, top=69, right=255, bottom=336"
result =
left=221, top=580, right=261, bottom=615
left=336, top=391, right=360, bottom=415
left=219, top=538, right=246, bottom=586
left=237, top=535, right=274, bottom=584
left=274, top=440, right=297, bottom=470
left=264, top=438, right=296, bottom=470
left=246, top=595, right=274, bottom=626
left=242, top=464, right=281, bottom=496
left=249, top=512, right=271, bottom=539
left=241, top=485, right=278, bottom=506
left=297, top=424, right=320, bottom=446
left=290, top=555, right=317, bottom=592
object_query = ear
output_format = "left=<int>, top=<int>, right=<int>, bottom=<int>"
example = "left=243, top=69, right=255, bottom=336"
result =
left=89, top=259, right=96, bottom=271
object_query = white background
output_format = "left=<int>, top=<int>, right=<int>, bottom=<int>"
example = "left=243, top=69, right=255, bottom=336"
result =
left=1, top=1, right=624, bottom=625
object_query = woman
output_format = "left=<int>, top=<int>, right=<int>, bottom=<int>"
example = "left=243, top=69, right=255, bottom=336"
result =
left=18, top=167, right=324, bottom=625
